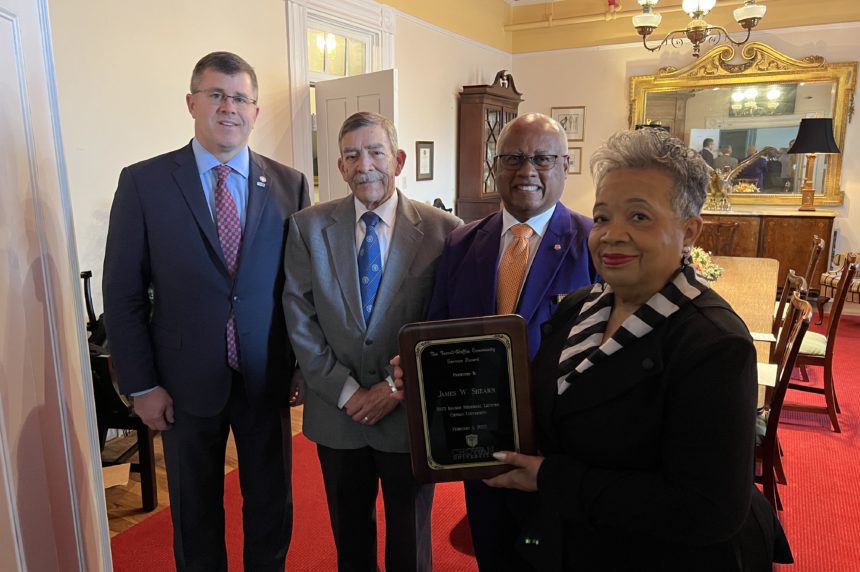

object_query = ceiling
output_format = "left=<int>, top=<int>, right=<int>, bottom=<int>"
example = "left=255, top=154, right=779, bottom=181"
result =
left=383, top=0, right=860, bottom=54
left=507, top=0, right=860, bottom=53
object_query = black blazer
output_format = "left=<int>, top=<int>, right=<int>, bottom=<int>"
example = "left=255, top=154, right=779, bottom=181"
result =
left=103, top=143, right=309, bottom=416
left=519, top=288, right=788, bottom=571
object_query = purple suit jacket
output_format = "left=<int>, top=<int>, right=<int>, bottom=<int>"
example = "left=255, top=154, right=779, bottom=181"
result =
left=426, top=204, right=595, bottom=359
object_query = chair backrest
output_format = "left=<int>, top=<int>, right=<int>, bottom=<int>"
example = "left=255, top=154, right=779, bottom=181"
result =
left=820, top=253, right=859, bottom=359
left=772, top=272, right=807, bottom=360
left=697, top=221, right=740, bottom=256
left=802, top=235, right=825, bottom=288
left=762, top=293, right=813, bottom=453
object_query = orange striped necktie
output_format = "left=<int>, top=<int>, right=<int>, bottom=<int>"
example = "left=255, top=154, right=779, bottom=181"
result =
left=496, top=223, right=534, bottom=315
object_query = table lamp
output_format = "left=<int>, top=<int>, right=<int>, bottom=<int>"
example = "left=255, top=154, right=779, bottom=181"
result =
left=788, top=118, right=840, bottom=211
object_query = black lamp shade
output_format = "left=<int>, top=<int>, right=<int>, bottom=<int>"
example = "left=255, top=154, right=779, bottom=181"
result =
left=788, top=118, right=840, bottom=154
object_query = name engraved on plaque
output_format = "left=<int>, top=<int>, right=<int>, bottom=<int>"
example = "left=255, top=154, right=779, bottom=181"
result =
left=415, top=335, right=518, bottom=470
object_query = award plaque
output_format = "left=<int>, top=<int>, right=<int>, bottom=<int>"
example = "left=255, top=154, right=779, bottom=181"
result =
left=398, top=315, right=534, bottom=483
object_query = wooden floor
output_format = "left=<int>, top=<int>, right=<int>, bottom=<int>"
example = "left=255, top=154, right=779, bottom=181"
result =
left=105, top=406, right=304, bottom=537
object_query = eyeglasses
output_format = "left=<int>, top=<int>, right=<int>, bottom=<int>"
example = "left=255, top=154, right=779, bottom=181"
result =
left=192, top=89, right=257, bottom=107
left=495, top=154, right=566, bottom=170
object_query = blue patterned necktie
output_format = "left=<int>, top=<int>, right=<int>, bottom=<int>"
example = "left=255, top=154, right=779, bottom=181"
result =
left=358, top=212, right=382, bottom=325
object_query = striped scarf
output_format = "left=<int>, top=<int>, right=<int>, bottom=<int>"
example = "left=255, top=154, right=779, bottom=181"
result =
left=557, top=264, right=710, bottom=395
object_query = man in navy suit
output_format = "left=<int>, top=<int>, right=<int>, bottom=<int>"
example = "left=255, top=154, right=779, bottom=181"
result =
left=426, top=112, right=595, bottom=571
left=103, top=52, right=309, bottom=571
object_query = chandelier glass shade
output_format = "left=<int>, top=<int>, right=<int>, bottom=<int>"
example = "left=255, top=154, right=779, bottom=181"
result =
left=633, top=0, right=767, bottom=57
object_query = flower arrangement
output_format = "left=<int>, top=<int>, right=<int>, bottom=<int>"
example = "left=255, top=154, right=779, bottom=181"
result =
left=732, top=182, right=759, bottom=193
left=691, top=246, right=725, bottom=282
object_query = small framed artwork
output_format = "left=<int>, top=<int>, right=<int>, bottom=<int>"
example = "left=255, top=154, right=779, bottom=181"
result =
left=551, top=106, right=586, bottom=141
left=567, top=146, right=582, bottom=175
left=416, top=141, right=434, bottom=181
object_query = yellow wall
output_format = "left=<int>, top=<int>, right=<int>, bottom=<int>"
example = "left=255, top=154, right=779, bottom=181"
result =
left=380, top=0, right=513, bottom=52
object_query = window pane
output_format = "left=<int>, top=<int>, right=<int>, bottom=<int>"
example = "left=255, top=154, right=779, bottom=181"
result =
left=347, top=38, right=366, bottom=77
left=307, top=29, right=325, bottom=73
left=326, top=33, right=346, bottom=77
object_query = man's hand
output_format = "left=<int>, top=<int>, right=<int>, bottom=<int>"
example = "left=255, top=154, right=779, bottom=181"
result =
left=344, top=381, right=403, bottom=426
left=390, top=355, right=405, bottom=391
left=289, top=369, right=306, bottom=407
left=132, top=387, right=174, bottom=431
left=482, top=451, right=544, bottom=492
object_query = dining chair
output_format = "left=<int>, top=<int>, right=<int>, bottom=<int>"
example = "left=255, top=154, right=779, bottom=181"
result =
left=81, top=271, right=159, bottom=511
left=815, top=251, right=860, bottom=325
left=784, top=253, right=858, bottom=433
left=696, top=221, right=739, bottom=256
left=802, top=235, right=825, bottom=289
left=771, top=269, right=807, bottom=362
left=756, top=292, right=812, bottom=510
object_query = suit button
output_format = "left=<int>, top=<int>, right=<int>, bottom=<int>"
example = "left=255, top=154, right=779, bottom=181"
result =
left=365, top=339, right=373, bottom=346
left=232, top=296, right=239, bottom=302
left=368, top=369, right=377, bottom=375
left=642, top=358, right=654, bottom=370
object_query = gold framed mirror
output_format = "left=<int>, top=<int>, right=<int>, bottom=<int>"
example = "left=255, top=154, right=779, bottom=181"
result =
left=629, top=42, right=857, bottom=206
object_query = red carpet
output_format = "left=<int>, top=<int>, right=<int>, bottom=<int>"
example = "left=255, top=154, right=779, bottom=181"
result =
left=774, top=314, right=860, bottom=571
left=111, top=433, right=477, bottom=571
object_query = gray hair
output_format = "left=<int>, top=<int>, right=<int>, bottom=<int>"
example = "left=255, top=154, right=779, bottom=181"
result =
left=590, top=128, right=709, bottom=217
left=338, top=111, right=399, bottom=154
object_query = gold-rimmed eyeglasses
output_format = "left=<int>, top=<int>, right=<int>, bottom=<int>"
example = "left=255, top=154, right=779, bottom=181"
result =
left=495, top=154, right=567, bottom=171
left=192, top=89, right=258, bottom=107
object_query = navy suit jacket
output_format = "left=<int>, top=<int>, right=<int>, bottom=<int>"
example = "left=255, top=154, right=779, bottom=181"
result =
left=103, top=143, right=310, bottom=416
left=426, top=204, right=595, bottom=359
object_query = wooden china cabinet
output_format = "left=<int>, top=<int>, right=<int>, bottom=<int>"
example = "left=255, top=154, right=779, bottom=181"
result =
left=455, top=70, right=523, bottom=222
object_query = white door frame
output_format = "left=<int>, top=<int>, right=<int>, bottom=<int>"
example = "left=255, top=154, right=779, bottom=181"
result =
left=285, top=0, right=395, bottom=190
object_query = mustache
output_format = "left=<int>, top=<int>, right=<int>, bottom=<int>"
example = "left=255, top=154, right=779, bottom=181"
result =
left=351, top=172, right=386, bottom=184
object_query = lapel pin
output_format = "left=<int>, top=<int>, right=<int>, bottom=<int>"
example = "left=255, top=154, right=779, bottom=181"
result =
left=257, top=175, right=267, bottom=187
left=553, top=243, right=562, bottom=251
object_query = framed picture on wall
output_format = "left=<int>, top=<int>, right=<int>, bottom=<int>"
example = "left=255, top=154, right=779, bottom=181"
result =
left=567, top=146, right=582, bottom=175
left=416, top=141, right=434, bottom=181
left=551, top=106, right=586, bottom=141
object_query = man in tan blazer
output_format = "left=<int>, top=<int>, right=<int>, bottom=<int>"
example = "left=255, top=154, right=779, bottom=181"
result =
left=283, top=111, right=461, bottom=571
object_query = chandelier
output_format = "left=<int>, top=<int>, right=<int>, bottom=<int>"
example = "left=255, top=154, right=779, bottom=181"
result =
left=633, top=0, right=767, bottom=58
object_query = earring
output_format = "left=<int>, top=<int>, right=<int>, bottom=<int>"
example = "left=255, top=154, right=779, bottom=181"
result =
left=681, top=246, right=693, bottom=269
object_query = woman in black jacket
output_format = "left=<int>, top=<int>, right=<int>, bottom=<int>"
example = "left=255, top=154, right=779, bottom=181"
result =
left=485, top=128, right=791, bottom=571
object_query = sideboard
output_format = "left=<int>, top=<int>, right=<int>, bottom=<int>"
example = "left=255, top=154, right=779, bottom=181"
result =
left=701, top=210, right=836, bottom=294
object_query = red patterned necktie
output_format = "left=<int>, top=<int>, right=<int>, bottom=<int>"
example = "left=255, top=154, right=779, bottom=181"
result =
left=214, top=165, right=242, bottom=370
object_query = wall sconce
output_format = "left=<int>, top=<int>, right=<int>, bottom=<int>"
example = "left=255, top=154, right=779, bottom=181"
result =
left=788, top=118, right=840, bottom=212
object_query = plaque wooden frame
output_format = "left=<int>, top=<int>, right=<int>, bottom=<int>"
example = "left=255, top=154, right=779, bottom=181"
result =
left=398, top=315, right=534, bottom=483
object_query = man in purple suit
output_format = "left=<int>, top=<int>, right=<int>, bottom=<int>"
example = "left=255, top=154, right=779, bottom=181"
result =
left=426, top=113, right=595, bottom=571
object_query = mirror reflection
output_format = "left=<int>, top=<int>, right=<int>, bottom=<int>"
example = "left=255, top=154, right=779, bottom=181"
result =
left=644, top=81, right=835, bottom=195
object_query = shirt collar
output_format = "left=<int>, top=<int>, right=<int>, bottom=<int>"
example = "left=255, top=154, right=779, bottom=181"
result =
left=501, top=204, right=557, bottom=238
left=191, top=138, right=250, bottom=179
left=354, top=190, right=399, bottom=229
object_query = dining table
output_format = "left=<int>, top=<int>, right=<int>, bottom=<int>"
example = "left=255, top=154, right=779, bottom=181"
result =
left=710, top=256, right=780, bottom=405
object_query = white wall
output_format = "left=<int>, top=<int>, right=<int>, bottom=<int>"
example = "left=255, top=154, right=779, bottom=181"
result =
left=512, top=23, right=860, bottom=254
left=394, top=14, right=512, bottom=208
left=48, top=0, right=295, bottom=309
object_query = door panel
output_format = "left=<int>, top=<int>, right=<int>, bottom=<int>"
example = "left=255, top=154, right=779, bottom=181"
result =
left=0, top=0, right=110, bottom=569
